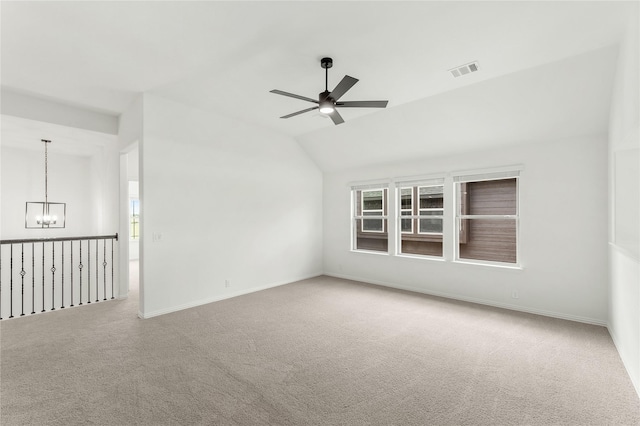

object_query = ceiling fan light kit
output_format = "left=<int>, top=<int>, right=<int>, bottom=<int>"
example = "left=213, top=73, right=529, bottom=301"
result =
left=270, top=57, right=388, bottom=125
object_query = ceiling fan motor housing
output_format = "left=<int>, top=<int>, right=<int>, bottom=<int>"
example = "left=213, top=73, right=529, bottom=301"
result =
left=319, top=90, right=332, bottom=103
left=319, top=91, right=335, bottom=112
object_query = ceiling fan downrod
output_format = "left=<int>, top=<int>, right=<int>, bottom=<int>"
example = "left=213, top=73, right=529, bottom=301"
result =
left=321, top=57, right=333, bottom=92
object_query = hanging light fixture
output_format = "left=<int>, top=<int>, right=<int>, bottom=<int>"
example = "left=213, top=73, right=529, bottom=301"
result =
left=25, top=139, right=66, bottom=229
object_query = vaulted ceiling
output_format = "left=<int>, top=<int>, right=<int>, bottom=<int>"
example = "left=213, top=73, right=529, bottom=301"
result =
left=1, top=1, right=635, bottom=168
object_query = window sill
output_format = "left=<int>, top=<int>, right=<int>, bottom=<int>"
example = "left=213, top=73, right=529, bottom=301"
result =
left=395, top=254, right=445, bottom=262
left=453, top=259, right=523, bottom=271
left=350, top=249, right=389, bottom=256
left=348, top=250, right=523, bottom=271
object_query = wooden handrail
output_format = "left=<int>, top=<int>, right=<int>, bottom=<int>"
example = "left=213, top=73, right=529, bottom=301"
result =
left=0, top=234, right=118, bottom=245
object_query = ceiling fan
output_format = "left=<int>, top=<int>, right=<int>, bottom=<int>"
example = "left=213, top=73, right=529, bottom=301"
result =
left=270, top=57, right=388, bottom=125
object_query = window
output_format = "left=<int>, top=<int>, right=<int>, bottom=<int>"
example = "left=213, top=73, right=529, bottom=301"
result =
left=397, top=182, right=444, bottom=257
left=352, top=187, right=388, bottom=252
left=350, top=168, right=520, bottom=267
left=455, top=173, right=519, bottom=264
left=130, top=199, right=140, bottom=240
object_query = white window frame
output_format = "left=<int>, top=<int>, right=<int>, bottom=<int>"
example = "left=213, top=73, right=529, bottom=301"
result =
left=360, top=189, right=386, bottom=233
left=399, top=187, right=414, bottom=234
left=417, top=185, right=444, bottom=235
left=453, top=170, right=520, bottom=267
left=350, top=183, right=390, bottom=254
left=394, top=177, right=446, bottom=259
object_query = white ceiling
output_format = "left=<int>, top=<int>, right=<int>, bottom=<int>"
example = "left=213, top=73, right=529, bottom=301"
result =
left=1, top=115, right=116, bottom=157
left=1, top=1, right=633, bottom=140
left=298, top=45, right=620, bottom=171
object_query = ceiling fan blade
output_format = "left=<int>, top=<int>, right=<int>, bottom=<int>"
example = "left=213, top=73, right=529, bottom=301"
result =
left=328, top=75, right=358, bottom=101
left=336, top=100, right=388, bottom=108
left=270, top=89, right=318, bottom=104
left=328, top=109, right=345, bottom=125
left=280, top=106, right=318, bottom=119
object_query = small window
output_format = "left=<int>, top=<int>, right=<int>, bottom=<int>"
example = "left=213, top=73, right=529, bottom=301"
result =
left=352, top=188, right=388, bottom=252
left=456, top=177, right=518, bottom=264
left=398, top=184, right=444, bottom=257
left=130, top=199, right=140, bottom=240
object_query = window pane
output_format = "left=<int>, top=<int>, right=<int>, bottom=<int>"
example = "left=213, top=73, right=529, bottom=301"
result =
left=355, top=219, right=388, bottom=252
left=466, top=179, right=516, bottom=215
left=419, top=218, right=443, bottom=233
left=364, top=200, right=383, bottom=210
left=400, top=188, right=412, bottom=210
left=363, top=219, right=384, bottom=232
left=419, top=186, right=443, bottom=209
left=401, top=238, right=443, bottom=256
left=419, top=210, right=442, bottom=216
left=458, top=218, right=516, bottom=263
left=400, top=222, right=443, bottom=255
left=401, top=218, right=412, bottom=232
left=363, top=190, right=383, bottom=210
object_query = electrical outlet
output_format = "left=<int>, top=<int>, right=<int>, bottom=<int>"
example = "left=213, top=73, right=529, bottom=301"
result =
left=225, top=280, right=230, bottom=288
left=511, top=290, right=519, bottom=299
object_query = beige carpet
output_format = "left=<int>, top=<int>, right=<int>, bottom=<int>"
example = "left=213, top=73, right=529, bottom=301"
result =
left=1, top=266, right=639, bottom=425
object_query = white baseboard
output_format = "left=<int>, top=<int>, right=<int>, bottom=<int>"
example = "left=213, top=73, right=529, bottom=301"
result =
left=138, top=272, right=323, bottom=319
left=607, top=325, right=640, bottom=399
left=324, top=272, right=607, bottom=327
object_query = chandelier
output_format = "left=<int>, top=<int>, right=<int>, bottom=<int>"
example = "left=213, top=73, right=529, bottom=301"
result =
left=25, top=139, right=66, bottom=229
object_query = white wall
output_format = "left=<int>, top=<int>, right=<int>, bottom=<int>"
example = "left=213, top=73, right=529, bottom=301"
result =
left=90, top=144, right=120, bottom=237
left=324, top=135, right=608, bottom=324
left=0, top=139, right=118, bottom=241
left=1, top=89, right=118, bottom=135
left=118, top=96, right=143, bottom=152
left=138, top=94, right=323, bottom=318
left=0, top=112, right=119, bottom=241
left=608, top=10, right=640, bottom=396
left=1, top=146, right=94, bottom=239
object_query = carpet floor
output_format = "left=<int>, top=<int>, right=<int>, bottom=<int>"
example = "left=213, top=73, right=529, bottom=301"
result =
left=1, top=266, right=639, bottom=425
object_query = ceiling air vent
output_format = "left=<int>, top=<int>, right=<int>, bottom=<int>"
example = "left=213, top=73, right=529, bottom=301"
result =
left=449, top=61, right=479, bottom=78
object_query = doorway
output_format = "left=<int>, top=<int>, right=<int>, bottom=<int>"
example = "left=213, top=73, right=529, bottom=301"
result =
left=128, top=180, right=140, bottom=294
left=119, top=144, right=140, bottom=306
